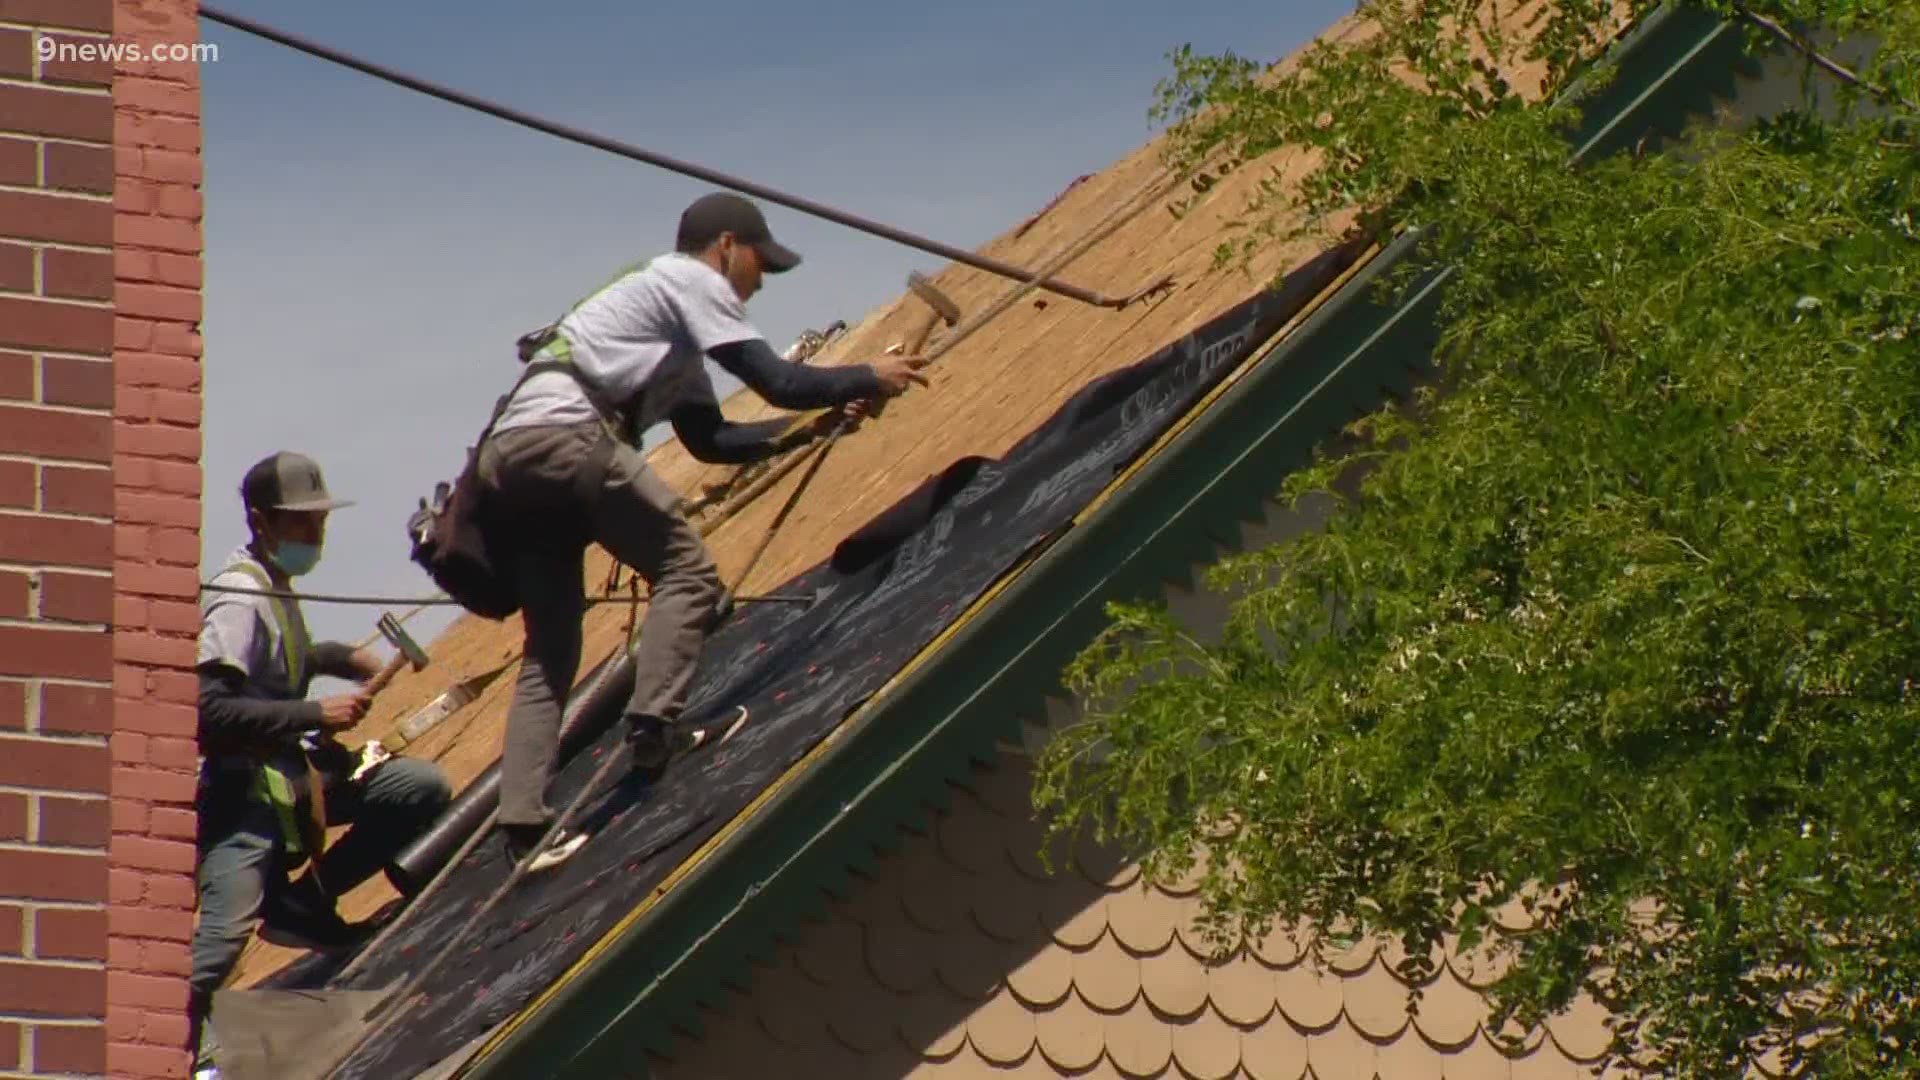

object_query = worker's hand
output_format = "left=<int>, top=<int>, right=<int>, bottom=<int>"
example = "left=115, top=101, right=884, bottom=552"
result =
left=317, top=691, right=373, bottom=731
left=871, top=355, right=931, bottom=397
left=811, top=399, right=873, bottom=438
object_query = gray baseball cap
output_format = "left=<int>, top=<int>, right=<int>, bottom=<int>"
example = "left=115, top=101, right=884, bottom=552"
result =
left=675, top=192, right=802, bottom=274
left=241, top=451, right=354, bottom=512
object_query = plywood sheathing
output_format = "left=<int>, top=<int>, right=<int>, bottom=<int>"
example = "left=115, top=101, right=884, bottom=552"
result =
left=232, top=1, right=1624, bottom=987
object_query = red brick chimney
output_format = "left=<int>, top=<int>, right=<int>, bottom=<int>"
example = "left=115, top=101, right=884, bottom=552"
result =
left=0, top=0, right=205, bottom=1075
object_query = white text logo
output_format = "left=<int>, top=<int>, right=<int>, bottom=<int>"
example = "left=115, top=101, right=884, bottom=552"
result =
left=37, top=38, right=221, bottom=65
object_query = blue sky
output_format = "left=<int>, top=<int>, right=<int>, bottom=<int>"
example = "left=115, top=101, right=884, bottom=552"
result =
left=194, top=0, right=1353, bottom=661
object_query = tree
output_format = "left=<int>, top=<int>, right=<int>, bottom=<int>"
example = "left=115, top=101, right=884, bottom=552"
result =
left=1032, top=2, right=1920, bottom=1076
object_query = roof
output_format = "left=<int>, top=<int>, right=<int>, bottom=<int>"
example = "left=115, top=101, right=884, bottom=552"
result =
left=647, top=746, right=1618, bottom=1080
left=228, top=4, right=1779, bottom=1076
left=228, top=6, right=1389, bottom=995
left=270, top=225, right=1371, bottom=1079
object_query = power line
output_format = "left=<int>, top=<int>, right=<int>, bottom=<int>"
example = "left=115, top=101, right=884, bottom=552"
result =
left=194, top=5, right=1168, bottom=311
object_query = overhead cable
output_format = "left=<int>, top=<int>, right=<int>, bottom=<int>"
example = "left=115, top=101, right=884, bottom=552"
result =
left=196, top=4, right=1169, bottom=310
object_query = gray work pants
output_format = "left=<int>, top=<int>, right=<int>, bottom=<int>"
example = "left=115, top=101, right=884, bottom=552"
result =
left=476, top=421, right=725, bottom=830
left=187, top=756, right=451, bottom=1065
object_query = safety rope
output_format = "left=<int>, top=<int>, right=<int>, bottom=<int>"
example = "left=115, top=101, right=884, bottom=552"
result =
left=726, top=162, right=1181, bottom=593
left=624, top=574, right=644, bottom=648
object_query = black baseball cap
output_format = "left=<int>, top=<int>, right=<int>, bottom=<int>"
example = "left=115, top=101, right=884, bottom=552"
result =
left=676, top=192, right=802, bottom=274
left=241, top=451, right=353, bottom=513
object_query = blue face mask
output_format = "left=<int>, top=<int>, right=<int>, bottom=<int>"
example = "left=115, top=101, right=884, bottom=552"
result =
left=270, top=541, right=322, bottom=577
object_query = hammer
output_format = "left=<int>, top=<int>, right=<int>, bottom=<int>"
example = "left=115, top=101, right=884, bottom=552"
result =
left=729, top=275, right=964, bottom=598
left=864, top=272, right=963, bottom=425
left=364, top=611, right=430, bottom=697
left=894, top=271, right=962, bottom=357
left=341, top=614, right=431, bottom=783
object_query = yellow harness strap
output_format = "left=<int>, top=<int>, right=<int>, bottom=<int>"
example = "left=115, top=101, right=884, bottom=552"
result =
left=226, top=560, right=329, bottom=866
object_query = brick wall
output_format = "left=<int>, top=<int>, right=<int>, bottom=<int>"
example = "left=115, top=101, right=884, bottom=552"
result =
left=0, top=0, right=120, bottom=1074
left=111, top=0, right=204, bottom=1075
left=0, top=0, right=202, bottom=1075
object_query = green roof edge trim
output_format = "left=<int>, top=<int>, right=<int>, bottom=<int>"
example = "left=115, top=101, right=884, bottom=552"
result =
left=458, top=8, right=1771, bottom=1077
left=1559, top=3, right=1761, bottom=163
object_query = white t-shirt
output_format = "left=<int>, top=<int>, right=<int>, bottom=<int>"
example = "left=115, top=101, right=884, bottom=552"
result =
left=493, top=252, right=763, bottom=437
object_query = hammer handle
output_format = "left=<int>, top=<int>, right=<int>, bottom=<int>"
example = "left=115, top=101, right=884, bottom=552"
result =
left=903, top=310, right=944, bottom=357
left=363, top=652, right=410, bottom=699
left=865, top=311, right=945, bottom=425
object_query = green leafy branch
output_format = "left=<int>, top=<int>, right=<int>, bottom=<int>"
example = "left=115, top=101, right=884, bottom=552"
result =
left=1035, top=3, right=1920, bottom=1076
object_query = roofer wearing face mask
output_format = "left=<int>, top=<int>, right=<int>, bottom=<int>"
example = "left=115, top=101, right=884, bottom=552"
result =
left=187, top=452, right=453, bottom=1074
left=477, top=192, right=929, bottom=873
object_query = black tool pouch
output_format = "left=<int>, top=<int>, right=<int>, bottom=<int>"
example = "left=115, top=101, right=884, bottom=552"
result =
left=405, top=368, right=536, bottom=620
left=407, top=447, right=522, bottom=620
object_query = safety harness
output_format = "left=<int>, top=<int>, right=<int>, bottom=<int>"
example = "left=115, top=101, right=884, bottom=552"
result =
left=224, top=559, right=331, bottom=868
left=509, top=262, right=648, bottom=496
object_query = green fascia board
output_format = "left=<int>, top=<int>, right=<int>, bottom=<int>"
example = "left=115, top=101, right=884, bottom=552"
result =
left=461, top=7, right=1764, bottom=1077
left=1559, top=2, right=1765, bottom=163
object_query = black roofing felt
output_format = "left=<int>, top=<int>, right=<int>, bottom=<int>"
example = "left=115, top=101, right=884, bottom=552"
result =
left=263, top=243, right=1358, bottom=1079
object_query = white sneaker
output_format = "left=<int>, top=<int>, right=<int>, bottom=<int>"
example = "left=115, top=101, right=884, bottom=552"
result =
left=627, top=706, right=752, bottom=787
left=681, top=706, right=751, bottom=752
left=504, top=825, right=588, bottom=874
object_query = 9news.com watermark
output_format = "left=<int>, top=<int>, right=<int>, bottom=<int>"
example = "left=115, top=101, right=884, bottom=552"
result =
left=36, top=36, right=221, bottom=66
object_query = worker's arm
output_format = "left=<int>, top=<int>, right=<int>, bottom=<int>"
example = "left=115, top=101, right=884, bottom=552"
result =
left=673, top=267, right=883, bottom=410
left=198, top=591, right=321, bottom=753
left=705, top=338, right=883, bottom=411
left=196, top=587, right=331, bottom=754
left=669, top=401, right=811, bottom=465
left=198, top=662, right=323, bottom=755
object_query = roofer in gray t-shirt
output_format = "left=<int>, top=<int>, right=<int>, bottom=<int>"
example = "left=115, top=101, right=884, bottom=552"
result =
left=478, top=192, right=929, bottom=873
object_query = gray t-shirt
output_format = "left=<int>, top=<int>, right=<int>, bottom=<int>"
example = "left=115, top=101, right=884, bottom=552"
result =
left=198, top=545, right=310, bottom=702
left=197, top=547, right=327, bottom=818
left=493, top=252, right=762, bottom=438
